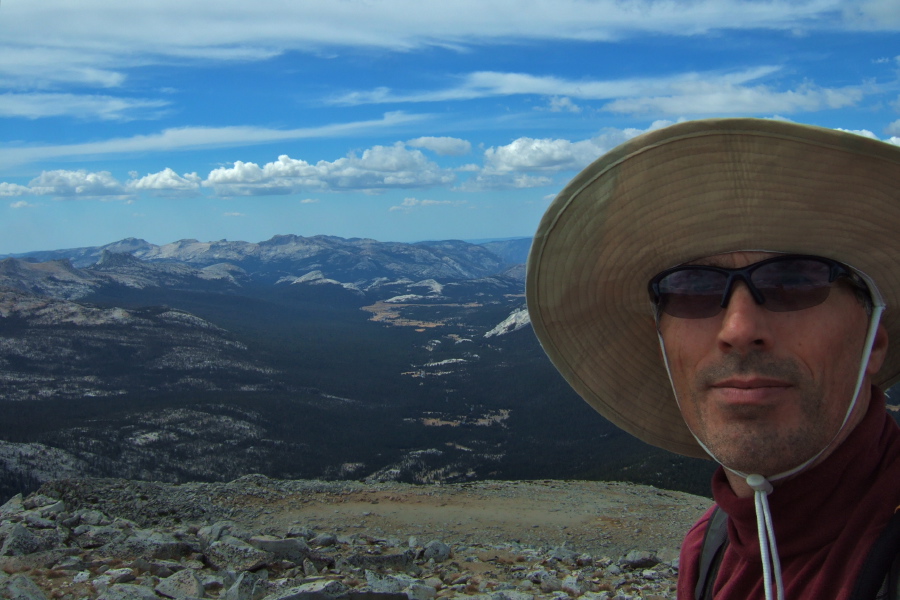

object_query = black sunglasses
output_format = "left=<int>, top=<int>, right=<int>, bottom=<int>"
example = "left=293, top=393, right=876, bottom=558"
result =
left=648, top=254, right=868, bottom=319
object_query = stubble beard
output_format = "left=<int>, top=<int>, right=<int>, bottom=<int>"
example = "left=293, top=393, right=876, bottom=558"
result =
left=686, top=352, right=838, bottom=477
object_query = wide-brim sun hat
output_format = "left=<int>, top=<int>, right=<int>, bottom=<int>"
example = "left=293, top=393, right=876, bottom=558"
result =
left=526, top=118, right=900, bottom=458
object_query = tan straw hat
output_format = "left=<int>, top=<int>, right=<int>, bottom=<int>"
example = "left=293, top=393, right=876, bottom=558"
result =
left=526, top=118, right=900, bottom=458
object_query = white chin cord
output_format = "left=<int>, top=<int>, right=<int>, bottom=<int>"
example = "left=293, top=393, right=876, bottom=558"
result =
left=657, top=273, right=885, bottom=600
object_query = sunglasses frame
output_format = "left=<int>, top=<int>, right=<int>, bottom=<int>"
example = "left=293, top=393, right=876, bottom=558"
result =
left=648, top=254, right=869, bottom=320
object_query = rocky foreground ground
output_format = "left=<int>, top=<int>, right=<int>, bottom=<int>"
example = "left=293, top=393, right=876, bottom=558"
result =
left=0, top=476, right=711, bottom=600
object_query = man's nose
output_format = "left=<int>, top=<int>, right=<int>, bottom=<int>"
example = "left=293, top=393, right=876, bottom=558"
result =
left=717, top=282, right=772, bottom=353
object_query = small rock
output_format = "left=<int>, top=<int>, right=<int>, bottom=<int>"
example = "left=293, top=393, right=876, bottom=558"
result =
left=422, top=540, right=451, bottom=562
left=205, top=535, right=274, bottom=571
left=286, top=525, right=314, bottom=539
left=107, top=568, right=136, bottom=584
left=302, top=558, right=318, bottom=576
left=0, top=495, right=24, bottom=520
left=266, top=579, right=347, bottom=600
left=619, top=550, right=658, bottom=569
left=98, top=583, right=163, bottom=600
left=222, top=571, right=267, bottom=600
left=310, top=533, right=337, bottom=547
left=155, top=568, right=205, bottom=599
left=3, top=574, right=50, bottom=600
left=249, top=535, right=311, bottom=563
left=22, top=495, right=57, bottom=510
left=0, top=524, right=51, bottom=556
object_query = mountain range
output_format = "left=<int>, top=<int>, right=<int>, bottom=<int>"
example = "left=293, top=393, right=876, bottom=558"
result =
left=0, top=234, right=715, bottom=502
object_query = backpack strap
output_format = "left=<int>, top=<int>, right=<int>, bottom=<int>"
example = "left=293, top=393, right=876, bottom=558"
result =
left=695, top=506, right=730, bottom=600
left=850, top=506, right=900, bottom=600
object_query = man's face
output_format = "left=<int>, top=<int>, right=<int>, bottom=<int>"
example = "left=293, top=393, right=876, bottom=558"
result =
left=658, top=251, right=888, bottom=477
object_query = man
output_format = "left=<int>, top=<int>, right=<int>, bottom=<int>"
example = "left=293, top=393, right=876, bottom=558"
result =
left=526, top=118, right=900, bottom=600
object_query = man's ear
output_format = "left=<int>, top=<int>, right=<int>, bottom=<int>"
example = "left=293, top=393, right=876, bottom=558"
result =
left=866, top=324, right=889, bottom=376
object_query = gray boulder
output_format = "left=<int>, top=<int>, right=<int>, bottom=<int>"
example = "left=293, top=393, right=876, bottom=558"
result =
left=205, top=535, right=274, bottom=571
left=0, top=524, right=52, bottom=556
left=3, top=574, right=49, bottom=600
left=156, top=568, right=205, bottom=599
left=98, top=583, right=162, bottom=600
left=249, top=535, right=311, bottom=563
left=422, top=540, right=451, bottom=562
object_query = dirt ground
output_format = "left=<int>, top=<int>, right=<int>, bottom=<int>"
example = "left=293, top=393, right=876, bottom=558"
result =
left=231, top=479, right=713, bottom=559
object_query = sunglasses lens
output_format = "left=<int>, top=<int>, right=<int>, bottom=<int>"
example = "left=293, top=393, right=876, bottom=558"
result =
left=656, top=269, right=727, bottom=319
left=751, top=258, right=832, bottom=311
left=653, top=257, right=840, bottom=319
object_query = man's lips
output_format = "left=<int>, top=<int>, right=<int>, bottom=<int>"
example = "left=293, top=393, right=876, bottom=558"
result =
left=708, top=377, right=793, bottom=403
left=710, top=377, right=792, bottom=390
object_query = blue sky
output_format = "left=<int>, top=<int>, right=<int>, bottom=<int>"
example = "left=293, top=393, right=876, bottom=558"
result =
left=1, top=0, right=899, bottom=254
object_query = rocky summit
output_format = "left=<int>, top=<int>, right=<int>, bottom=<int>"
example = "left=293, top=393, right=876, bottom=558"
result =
left=0, top=477, right=711, bottom=600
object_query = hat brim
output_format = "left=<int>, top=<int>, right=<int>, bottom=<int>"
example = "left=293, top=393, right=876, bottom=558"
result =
left=526, top=118, right=900, bottom=458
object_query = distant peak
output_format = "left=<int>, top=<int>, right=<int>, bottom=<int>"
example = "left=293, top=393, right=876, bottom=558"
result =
left=95, top=250, right=142, bottom=268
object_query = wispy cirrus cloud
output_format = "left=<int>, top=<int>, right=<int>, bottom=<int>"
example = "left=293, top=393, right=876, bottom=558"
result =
left=406, top=136, right=471, bottom=156
left=0, top=111, right=428, bottom=169
left=0, top=93, right=169, bottom=121
left=331, top=67, right=783, bottom=105
left=604, top=80, right=867, bottom=116
left=389, top=197, right=466, bottom=212
left=329, top=67, right=872, bottom=117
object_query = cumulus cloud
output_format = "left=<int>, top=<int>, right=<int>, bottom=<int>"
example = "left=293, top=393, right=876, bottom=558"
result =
left=300, top=198, right=320, bottom=203
left=0, top=182, right=34, bottom=197
left=406, top=136, right=471, bottom=156
left=27, top=169, right=127, bottom=198
left=204, top=143, right=455, bottom=196
left=128, top=168, right=202, bottom=196
left=482, top=137, right=605, bottom=174
left=464, top=123, right=668, bottom=190
left=9, top=200, right=33, bottom=208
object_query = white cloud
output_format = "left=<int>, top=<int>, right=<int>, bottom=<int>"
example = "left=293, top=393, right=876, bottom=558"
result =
left=0, top=112, right=427, bottom=169
left=604, top=80, right=865, bottom=116
left=406, top=136, right=471, bottom=156
left=128, top=168, right=202, bottom=196
left=0, top=46, right=127, bottom=89
left=482, top=137, right=606, bottom=174
left=223, top=212, right=246, bottom=217
left=462, top=172, right=554, bottom=191
left=204, top=143, right=456, bottom=196
left=300, top=198, right=320, bottom=203
left=332, top=67, right=872, bottom=118
left=1, top=1, right=847, bottom=93
left=844, top=0, right=900, bottom=29
left=27, top=169, right=127, bottom=198
left=332, top=67, right=782, bottom=105
left=837, top=128, right=880, bottom=140
left=389, top=197, right=463, bottom=212
left=9, top=200, right=33, bottom=208
left=0, top=183, right=34, bottom=197
left=547, top=97, right=582, bottom=113
left=464, top=124, right=666, bottom=190
left=0, top=93, right=168, bottom=121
